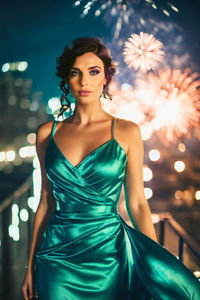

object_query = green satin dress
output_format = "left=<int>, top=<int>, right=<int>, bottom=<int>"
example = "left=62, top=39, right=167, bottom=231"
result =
left=35, top=118, right=200, bottom=300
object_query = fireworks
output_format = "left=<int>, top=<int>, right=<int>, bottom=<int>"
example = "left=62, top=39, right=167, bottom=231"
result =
left=134, top=68, right=200, bottom=141
left=73, top=0, right=134, bottom=39
left=100, top=79, right=147, bottom=124
left=73, top=0, right=179, bottom=39
left=72, top=1, right=198, bottom=143
left=123, top=32, right=165, bottom=73
left=101, top=68, right=200, bottom=143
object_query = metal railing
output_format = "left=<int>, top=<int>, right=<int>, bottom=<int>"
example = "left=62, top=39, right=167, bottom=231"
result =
left=157, top=212, right=200, bottom=273
left=0, top=175, right=34, bottom=300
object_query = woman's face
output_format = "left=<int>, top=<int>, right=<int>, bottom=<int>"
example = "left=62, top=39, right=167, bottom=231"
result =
left=68, top=52, right=107, bottom=103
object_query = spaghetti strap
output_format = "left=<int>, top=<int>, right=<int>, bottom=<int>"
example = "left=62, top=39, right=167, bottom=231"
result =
left=112, top=117, right=116, bottom=139
left=50, top=120, right=58, bottom=139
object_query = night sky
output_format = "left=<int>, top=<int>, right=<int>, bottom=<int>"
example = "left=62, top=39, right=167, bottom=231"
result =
left=1, top=0, right=200, bottom=103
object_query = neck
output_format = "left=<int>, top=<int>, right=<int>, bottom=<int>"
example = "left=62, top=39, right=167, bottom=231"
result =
left=70, top=99, right=107, bottom=125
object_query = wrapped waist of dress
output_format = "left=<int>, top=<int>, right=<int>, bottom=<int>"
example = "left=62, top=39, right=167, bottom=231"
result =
left=55, top=203, right=118, bottom=214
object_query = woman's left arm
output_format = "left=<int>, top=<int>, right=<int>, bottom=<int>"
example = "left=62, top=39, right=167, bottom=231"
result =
left=124, top=121, right=159, bottom=243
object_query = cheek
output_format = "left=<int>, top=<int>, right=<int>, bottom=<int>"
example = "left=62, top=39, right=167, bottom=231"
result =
left=94, top=76, right=105, bottom=88
left=68, top=80, right=77, bottom=92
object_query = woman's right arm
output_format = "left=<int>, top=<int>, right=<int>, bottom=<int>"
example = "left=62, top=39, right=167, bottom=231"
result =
left=21, top=121, right=55, bottom=299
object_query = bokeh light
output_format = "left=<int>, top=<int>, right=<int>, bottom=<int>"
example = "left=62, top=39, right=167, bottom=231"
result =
left=27, top=133, right=36, bottom=144
left=149, top=149, right=160, bottom=161
left=195, top=191, right=200, bottom=201
left=174, top=160, right=185, bottom=172
left=144, top=187, right=153, bottom=199
left=19, top=209, right=29, bottom=222
left=178, top=143, right=186, bottom=152
left=6, top=150, right=16, bottom=162
left=143, top=166, right=153, bottom=181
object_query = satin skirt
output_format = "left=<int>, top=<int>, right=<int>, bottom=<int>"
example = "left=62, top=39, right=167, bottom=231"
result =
left=34, top=208, right=200, bottom=300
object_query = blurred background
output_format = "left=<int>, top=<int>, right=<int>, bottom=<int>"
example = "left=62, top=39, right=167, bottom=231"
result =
left=0, top=0, right=200, bottom=299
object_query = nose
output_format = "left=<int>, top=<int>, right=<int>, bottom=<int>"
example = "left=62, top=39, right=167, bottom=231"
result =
left=80, top=73, right=88, bottom=86
left=80, top=82, right=88, bottom=87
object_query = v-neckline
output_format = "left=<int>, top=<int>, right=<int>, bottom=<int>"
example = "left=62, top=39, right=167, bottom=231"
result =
left=51, top=137, right=118, bottom=169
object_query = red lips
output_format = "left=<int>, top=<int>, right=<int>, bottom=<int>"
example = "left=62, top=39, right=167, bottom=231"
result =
left=79, top=90, right=92, bottom=96
left=79, top=90, right=91, bottom=93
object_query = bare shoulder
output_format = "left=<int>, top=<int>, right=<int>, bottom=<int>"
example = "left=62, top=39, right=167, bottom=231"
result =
left=116, top=117, right=141, bottom=139
left=115, top=118, right=141, bottom=155
left=36, top=121, right=54, bottom=143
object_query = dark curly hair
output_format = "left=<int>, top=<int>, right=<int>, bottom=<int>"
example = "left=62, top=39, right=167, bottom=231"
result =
left=56, top=37, right=117, bottom=116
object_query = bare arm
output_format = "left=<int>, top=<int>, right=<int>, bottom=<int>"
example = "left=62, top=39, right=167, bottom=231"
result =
left=124, top=122, right=158, bottom=243
left=26, top=121, right=56, bottom=272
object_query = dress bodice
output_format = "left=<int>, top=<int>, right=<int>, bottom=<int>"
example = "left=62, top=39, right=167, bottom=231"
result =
left=45, top=117, right=127, bottom=212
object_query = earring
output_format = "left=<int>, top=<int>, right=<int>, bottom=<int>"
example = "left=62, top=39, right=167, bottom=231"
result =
left=62, top=97, right=71, bottom=111
left=58, top=85, right=72, bottom=118
left=102, top=84, right=107, bottom=98
left=101, top=84, right=112, bottom=101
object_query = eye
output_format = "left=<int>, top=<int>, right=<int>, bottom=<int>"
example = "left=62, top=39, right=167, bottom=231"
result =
left=69, top=70, right=78, bottom=77
left=90, top=69, right=100, bottom=75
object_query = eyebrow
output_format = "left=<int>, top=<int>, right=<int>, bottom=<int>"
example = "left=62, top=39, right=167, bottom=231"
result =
left=70, top=65, right=102, bottom=70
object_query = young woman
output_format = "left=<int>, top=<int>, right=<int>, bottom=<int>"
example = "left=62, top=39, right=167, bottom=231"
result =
left=22, top=37, right=200, bottom=300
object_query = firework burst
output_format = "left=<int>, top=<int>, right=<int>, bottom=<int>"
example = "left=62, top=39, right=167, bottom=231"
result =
left=100, top=80, right=145, bottom=123
left=123, top=32, right=165, bottom=73
left=73, top=0, right=179, bottom=39
left=100, top=68, right=200, bottom=143
left=135, top=67, right=200, bottom=141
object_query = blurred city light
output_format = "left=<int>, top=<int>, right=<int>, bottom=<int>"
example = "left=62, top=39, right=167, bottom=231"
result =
left=20, top=98, right=30, bottom=109
left=32, top=153, right=42, bottom=212
left=12, top=203, right=19, bottom=215
left=144, top=187, right=153, bottom=199
left=143, top=166, right=153, bottom=181
left=151, top=213, right=160, bottom=224
left=27, top=116, right=37, bottom=128
left=2, top=63, right=9, bottom=72
left=174, top=160, right=185, bottom=172
left=27, top=133, right=36, bottom=144
left=47, top=97, right=61, bottom=115
left=178, top=143, right=186, bottom=152
left=33, top=155, right=40, bottom=169
left=19, top=208, right=29, bottom=222
left=18, top=61, right=28, bottom=71
left=6, top=150, right=16, bottom=162
left=19, top=146, right=36, bottom=158
left=195, top=190, right=200, bottom=201
left=14, top=78, right=24, bottom=87
left=27, top=196, right=35, bottom=210
left=8, top=224, right=20, bottom=241
left=9, top=204, right=20, bottom=241
left=175, top=190, right=182, bottom=199
left=1, top=61, right=28, bottom=72
left=8, top=95, right=17, bottom=106
left=149, top=149, right=160, bottom=161
left=0, top=151, right=6, bottom=162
